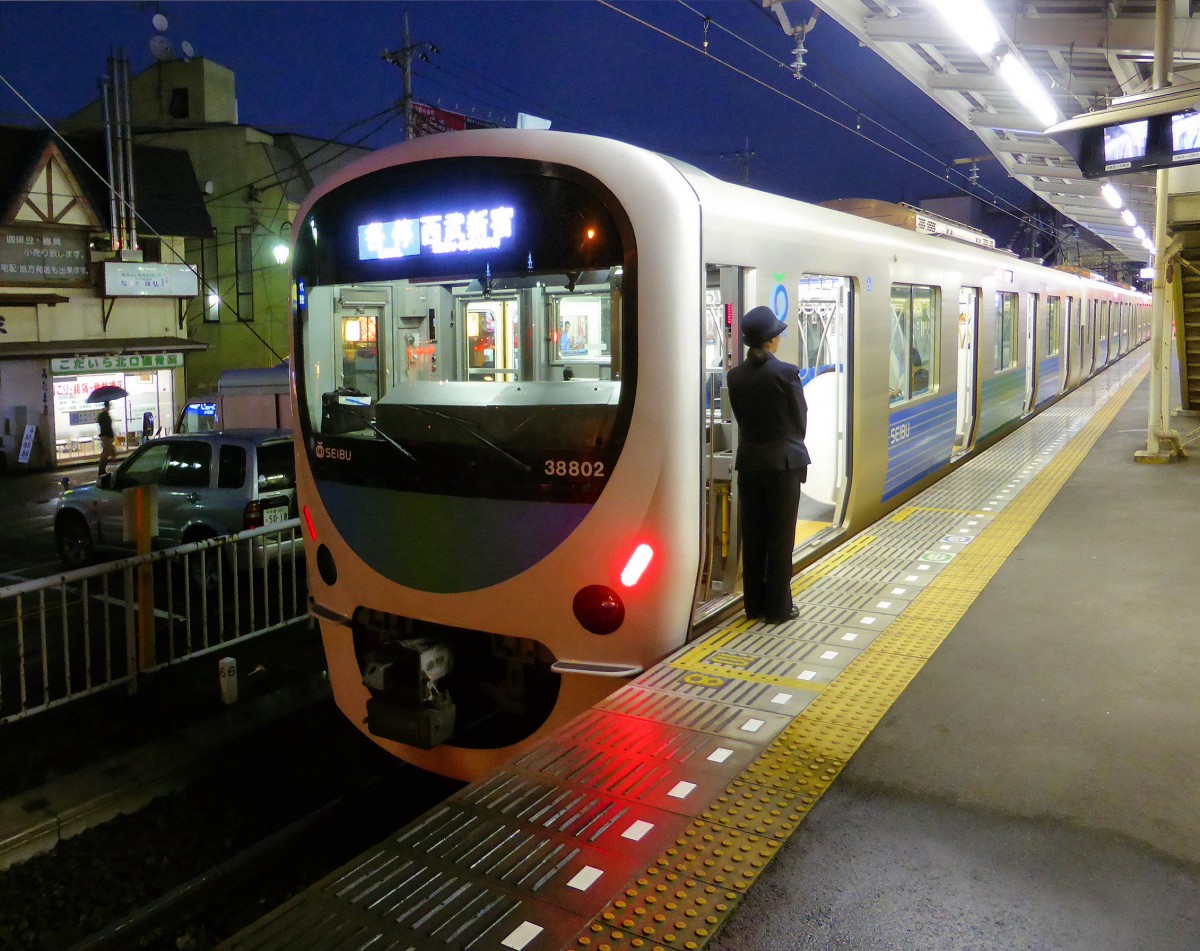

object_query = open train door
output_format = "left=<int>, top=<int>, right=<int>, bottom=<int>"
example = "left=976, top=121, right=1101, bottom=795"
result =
left=953, top=286, right=980, bottom=457
left=694, top=267, right=851, bottom=623
left=793, top=273, right=851, bottom=539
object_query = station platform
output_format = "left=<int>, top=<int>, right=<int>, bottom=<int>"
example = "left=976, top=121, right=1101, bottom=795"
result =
left=222, top=348, right=1200, bottom=951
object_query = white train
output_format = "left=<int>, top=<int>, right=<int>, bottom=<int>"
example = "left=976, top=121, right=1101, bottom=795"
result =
left=289, top=130, right=1148, bottom=780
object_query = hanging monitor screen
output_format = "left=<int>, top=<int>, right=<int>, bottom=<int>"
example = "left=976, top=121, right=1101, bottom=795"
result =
left=1171, top=111, right=1200, bottom=160
left=1102, top=120, right=1148, bottom=169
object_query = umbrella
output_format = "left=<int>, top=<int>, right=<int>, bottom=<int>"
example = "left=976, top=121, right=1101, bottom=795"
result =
left=86, top=385, right=128, bottom=404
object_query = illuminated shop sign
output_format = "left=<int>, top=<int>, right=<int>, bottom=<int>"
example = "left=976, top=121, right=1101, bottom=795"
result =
left=358, top=205, right=515, bottom=260
left=51, top=352, right=184, bottom=374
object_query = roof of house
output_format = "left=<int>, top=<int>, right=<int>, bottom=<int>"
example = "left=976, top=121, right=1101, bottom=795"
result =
left=0, top=125, right=213, bottom=238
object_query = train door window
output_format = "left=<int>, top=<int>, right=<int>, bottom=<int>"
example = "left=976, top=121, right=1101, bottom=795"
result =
left=889, top=283, right=938, bottom=404
left=955, top=286, right=980, bottom=451
left=994, top=291, right=1018, bottom=371
left=465, top=298, right=519, bottom=382
left=1046, top=296, right=1062, bottom=356
left=338, top=301, right=384, bottom=398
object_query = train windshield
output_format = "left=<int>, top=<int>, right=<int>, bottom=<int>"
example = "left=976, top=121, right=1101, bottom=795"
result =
left=292, top=156, right=635, bottom=503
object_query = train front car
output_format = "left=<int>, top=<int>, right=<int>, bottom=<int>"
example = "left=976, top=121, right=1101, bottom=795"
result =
left=291, top=132, right=704, bottom=780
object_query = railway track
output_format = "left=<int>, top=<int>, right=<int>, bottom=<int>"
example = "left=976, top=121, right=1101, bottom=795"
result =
left=0, top=695, right=461, bottom=951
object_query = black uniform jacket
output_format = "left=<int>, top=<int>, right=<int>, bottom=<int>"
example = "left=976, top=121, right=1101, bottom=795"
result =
left=727, top=352, right=811, bottom=473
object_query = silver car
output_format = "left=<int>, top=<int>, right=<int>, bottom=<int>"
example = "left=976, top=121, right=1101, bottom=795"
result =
left=54, top=429, right=300, bottom=569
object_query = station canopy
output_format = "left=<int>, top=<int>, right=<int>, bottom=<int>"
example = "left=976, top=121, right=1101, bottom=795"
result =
left=773, top=0, right=1200, bottom=264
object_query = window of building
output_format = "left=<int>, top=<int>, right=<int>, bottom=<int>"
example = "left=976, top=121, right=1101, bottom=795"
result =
left=889, top=283, right=938, bottom=404
left=139, top=236, right=162, bottom=264
left=235, top=225, right=255, bottom=322
left=995, top=291, right=1018, bottom=371
left=169, top=87, right=190, bottom=119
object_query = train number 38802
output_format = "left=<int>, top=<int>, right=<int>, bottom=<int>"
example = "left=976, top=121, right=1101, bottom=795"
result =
left=543, top=459, right=606, bottom=478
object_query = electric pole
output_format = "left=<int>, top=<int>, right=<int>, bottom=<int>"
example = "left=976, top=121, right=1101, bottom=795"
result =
left=382, top=12, right=437, bottom=140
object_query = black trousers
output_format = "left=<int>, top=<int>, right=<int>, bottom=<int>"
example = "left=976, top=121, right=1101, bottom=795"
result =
left=738, top=468, right=804, bottom=619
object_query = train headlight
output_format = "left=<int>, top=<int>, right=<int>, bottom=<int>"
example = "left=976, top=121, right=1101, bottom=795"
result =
left=573, top=585, right=625, bottom=635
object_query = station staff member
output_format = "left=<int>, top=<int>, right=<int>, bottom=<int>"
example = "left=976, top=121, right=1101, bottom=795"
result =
left=726, top=306, right=810, bottom=624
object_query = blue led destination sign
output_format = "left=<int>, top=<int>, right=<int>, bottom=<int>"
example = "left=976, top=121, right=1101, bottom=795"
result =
left=358, top=205, right=515, bottom=261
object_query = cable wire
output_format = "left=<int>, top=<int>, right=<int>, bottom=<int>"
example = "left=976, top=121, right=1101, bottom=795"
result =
left=595, top=0, right=1058, bottom=240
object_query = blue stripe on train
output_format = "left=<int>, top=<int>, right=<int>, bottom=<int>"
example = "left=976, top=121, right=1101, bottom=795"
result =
left=977, top=370, right=1024, bottom=442
left=883, top=392, right=957, bottom=502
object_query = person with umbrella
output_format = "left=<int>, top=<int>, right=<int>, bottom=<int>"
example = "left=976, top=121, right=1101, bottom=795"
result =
left=97, top=401, right=116, bottom=476
left=87, top=384, right=126, bottom=476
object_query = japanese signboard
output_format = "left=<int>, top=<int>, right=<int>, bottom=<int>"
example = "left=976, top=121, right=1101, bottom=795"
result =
left=51, top=353, right=184, bottom=375
left=0, top=226, right=91, bottom=287
left=102, top=262, right=199, bottom=297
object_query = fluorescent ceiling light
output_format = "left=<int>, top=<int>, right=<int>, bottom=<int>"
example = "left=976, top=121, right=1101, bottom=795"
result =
left=998, top=52, right=1060, bottom=129
left=926, top=0, right=1000, bottom=56
left=1133, top=226, right=1146, bottom=241
left=1100, top=183, right=1123, bottom=208
left=1142, top=237, right=1155, bottom=252
left=1121, top=208, right=1137, bottom=226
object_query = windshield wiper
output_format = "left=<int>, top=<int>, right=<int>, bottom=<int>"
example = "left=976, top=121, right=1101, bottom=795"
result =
left=341, top=407, right=420, bottom=465
left=394, top=404, right=531, bottom=473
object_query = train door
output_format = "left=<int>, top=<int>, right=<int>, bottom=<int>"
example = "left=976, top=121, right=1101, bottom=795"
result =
left=1107, top=301, right=1119, bottom=363
left=954, top=286, right=980, bottom=454
left=1024, top=293, right=1039, bottom=412
left=1059, top=297, right=1073, bottom=389
left=794, top=273, right=851, bottom=539
left=1066, top=296, right=1084, bottom=386
left=335, top=291, right=388, bottom=401
left=698, top=264, right=742, bottom=607
left=463, top=298, right=519, bottom=381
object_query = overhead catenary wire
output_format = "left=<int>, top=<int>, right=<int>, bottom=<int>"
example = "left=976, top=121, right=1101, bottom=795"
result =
left=0, top=66, right=417, bottom=361
left=595, top=0, right=1062, bottom=243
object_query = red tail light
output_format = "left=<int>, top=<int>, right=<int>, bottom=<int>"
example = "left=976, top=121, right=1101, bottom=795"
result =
left=303, top=505, right=318, bottom=541
left=243, top=499, right=265, bottom=529
left=620, top=543, right=654, bottom=587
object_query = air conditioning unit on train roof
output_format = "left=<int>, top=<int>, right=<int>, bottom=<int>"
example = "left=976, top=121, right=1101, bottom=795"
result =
left=821, top=198, right=997, bottom=250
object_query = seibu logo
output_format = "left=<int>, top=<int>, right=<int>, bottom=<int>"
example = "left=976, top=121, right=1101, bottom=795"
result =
left=314, top=440, right=352, bottom=462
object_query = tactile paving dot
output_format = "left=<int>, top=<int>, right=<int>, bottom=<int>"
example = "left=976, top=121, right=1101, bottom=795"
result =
left=573, top=867, right=743, bottom=950
left=800, top=651, right=927, bottom=729
left=868, top=617, right=952, bottom=658
left=654, top=820, right=780, bottom=889
left=699, top=779, right=813, bottom=838
left=740, top=732, right=854, bottom=793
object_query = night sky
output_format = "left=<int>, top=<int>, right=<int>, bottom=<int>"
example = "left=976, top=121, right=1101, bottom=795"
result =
left=0, top=1, right=1033, bottom=230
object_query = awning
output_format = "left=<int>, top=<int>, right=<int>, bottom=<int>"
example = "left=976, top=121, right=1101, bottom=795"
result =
left=0, top=293, right=71, bottom=306
left=0, top=336, right=208, bottom=359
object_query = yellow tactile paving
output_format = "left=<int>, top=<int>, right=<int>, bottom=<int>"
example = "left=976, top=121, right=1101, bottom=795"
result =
left=572, top=358, right=1149, bottom=949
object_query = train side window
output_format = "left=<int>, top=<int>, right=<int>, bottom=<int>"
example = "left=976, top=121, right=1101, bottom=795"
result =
left=889, top=283, right=938, bottom=404
left=995, top=291, right=1018, bottom=370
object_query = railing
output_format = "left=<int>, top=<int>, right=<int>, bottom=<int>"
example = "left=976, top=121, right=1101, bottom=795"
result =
left=0, top=521, right=308, bottom=724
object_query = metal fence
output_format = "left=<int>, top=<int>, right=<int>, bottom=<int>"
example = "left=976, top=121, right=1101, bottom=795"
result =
left=0, top=521, right=308, bottom=724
